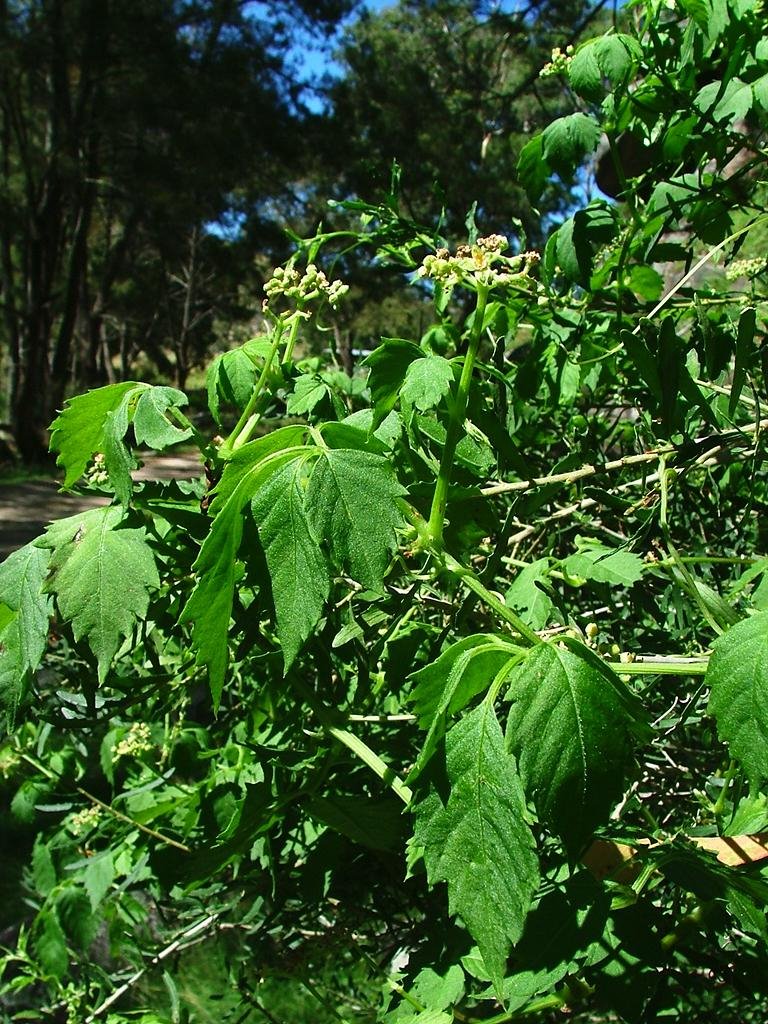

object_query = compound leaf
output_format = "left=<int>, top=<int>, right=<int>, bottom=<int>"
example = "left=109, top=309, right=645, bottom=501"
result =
left=363, top=338, right=423, bottom=418
left=40, top=506, right=159, bottom=682
left=707, top=611, right=768, bottom=785
left=414, top=702, right=539, bottom=991
left=286, top=374, right=330, bottom=415
left=506, top=641, right=649, bottom=854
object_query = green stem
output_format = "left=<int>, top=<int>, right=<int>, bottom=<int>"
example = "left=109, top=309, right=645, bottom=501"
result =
left=606, top=659, right=709, bottom=676
left=443, top=551, right=540, bottom=646
left=221, top=318, right=287, bottom=455
left=426, top=285, right=490, bottom=546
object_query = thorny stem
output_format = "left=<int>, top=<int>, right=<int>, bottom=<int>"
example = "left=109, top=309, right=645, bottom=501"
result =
left=426, top=284, right=490, bottom=546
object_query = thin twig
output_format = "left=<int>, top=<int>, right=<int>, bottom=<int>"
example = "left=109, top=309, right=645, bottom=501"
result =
left=85, top=913, right=220, bottom=1021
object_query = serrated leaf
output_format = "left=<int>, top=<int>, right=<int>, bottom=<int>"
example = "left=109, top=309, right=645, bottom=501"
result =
left=411, top=964, right=465, bottom=1012
left=182, top=440, right=304, bottom=704
left=39, top=506, right=159, bottom=682
left=305, top=448, right=405, bottom=590
left=286, top=374, right=331, bottom=415
left=563, top=541, right=644, bottom=586
left=32, top=840, right=56, bottom=896
left=569, top=41, right=602, bottom=99
left=34, top=909, right=68, bottom=979
left=206, top=341, right=270, bottom=423
left=628, top=265, right=663, bottom=302
left=409, top=634, right=518, bottom=779
left=541, top=113, right=601, bottom=179
left=102, top=397, right=136, bottom=504
left=506, top=642, right=649, bottom=853
left=516, top=134, right=549, bottom=202
left=132, top=386, right=192, bottom=449
left=363, top=338, right=423, bottom=418
left=413, top=702, right=539, bottom=991
left=707, top=611, right=768, bottom=785
left=505, top=559, right=553, bottom=630
left=0, top=542, right=51, bottom=726
left=84, top=851, right=115, bottom=912
left=250, top=454, right=330, bottom=670
left=401, top=355, right=454, bottom=412
left=49, top=381, right=141, bottom=488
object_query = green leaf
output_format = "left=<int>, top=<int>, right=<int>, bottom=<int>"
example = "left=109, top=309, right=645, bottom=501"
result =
left=410, top=965, right=465, bottom=1013
left=250, top=453, right=330, bottom=669
left=39, top=506, right=159, bottom=682
left=541, top=113, right=601, bottom=179
left=34, top=909, right=68, bottom=979
left=132, top=386, right=193, bottom=449
left=506, top=641, right=649, bottom=853
left=0, top=542, right=51, bottom=726
left=628, top=265, right=663, bottom=302
left=413, top=702, right=539, bottom=991
left=401, top=355, right=454, bottom=412
left=363, top=338, right=423, bottom=417
left=182, top=436, right=305, bottom=703
left=307, top=795, right=404, bottom=851
left=695, top=78, right=753, bottom=123
left=505, top=559, right=553, bottom=630
left=49, top=381, right=140, bottom=488
left=84, top=851, right=115, bottom=912
left=286, top=374, right=331, bottom=415
left=305, top=448, right=405, bottom=590
left=554, top=205, right=617, bottom=286
left=563, top=540, right=644, bottom=587
left=409, top=634, right=519, bottom=779
left=568, top=41, right=602, bottom=99
left=32, top=839, right=57, bottom=896
left=102, top=397, right=137, bottom=505
left=516, top=135, right=549, bottom=202
left=707, top=611, right=768, bottom=785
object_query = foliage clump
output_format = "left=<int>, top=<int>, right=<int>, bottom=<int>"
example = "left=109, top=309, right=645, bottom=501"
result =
left=3, top=1, right=768, bottom=1021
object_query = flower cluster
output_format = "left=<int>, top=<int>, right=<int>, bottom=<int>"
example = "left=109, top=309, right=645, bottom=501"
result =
left=264, top=263, right=349, bottom=309
left=68, top=804, right=101, bottom=834
left=540, top=45, right=574, bottom=78
left=725, top=257, right=766, bottom=281
left=114, top=722, right=153, bottom=760
left=85, top=452, right=109, bottom=487
left=417, top=236, right=540, bottom=290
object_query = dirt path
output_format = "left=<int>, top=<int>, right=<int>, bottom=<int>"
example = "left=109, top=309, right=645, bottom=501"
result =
left=0, top=452, right=204, bottom=560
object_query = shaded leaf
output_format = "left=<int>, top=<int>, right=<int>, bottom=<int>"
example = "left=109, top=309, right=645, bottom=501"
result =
left=414, top=702, right=539, bottom=991
left=409, top=634, right=519, bottom=779
left=707, top=611, right=768, bottom=785
left=506, top=641, right=649, bottom=853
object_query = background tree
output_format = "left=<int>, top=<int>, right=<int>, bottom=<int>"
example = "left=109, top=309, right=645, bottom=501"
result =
left=0, top=0, right=350, bottom=461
